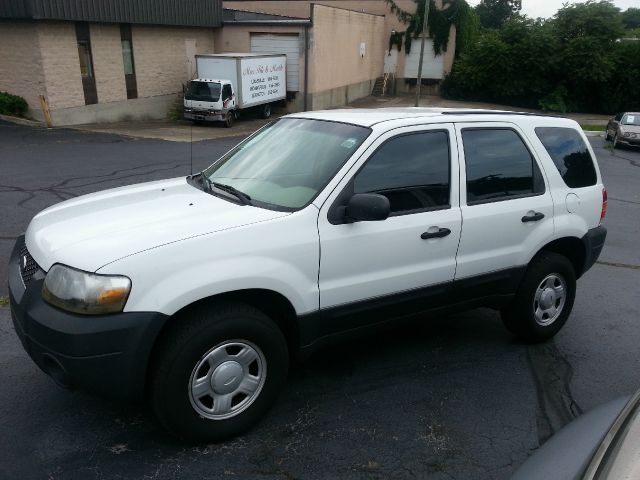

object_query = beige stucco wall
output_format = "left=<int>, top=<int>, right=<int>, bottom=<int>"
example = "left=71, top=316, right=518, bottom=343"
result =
left=225, top=0, right=456, bottom=79
left=37, top=21, right=86, bottom=110
left=0, top=20, right=46, bottom=117
left=90, top=24, right=127, bottom=104
left=308, top=4, right=385, bottom=94
left=132, top=25, right=215, bottom=98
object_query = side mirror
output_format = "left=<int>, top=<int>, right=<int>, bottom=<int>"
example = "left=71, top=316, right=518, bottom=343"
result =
left=345, top=193, right=390, bottom=223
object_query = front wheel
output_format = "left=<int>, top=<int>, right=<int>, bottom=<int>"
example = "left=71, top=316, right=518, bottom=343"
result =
left=612, top=133, right=619, bottom=149
left=149, top=302, right=288, bottom=442
left=224, top=112, right=235, bottom=128
left=501, top=252, right=576, bottom=343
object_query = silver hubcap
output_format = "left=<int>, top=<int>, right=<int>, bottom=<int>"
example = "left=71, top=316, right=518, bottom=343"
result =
left=533, top=274, right=567, bottom=326
left=188, top=340, right=266, bottom=420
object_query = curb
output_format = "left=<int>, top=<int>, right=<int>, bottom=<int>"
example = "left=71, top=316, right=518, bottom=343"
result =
left=583, top=131, right=605, bottom=137
left=0, top=113, right=44, bottom=127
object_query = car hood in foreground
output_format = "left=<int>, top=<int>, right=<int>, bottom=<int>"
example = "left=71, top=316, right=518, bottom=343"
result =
left=25, top=177, right=289, bottom=273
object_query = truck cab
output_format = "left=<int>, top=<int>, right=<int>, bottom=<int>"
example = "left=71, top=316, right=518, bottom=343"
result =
left=184, top=78, right=236, bottom=127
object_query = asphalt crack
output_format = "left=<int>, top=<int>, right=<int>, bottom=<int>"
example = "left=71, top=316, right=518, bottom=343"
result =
left=527, top=341, right=582, bottom=444
left=596, top=260, right=640, bottom=271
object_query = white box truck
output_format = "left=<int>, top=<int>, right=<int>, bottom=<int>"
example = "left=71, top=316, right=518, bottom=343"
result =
left=184, top=53, right=287, bottom=127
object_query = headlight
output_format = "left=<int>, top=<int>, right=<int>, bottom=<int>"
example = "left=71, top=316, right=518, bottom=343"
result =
left=623, top=132, right=631, bottom=137
left=42, top=264, right=131, bottom=315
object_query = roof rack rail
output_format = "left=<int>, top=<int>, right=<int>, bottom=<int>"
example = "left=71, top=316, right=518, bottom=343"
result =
left=440, top=110, right=565, bottom=118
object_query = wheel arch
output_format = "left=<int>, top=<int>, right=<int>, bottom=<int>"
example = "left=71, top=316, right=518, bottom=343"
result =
left=536, top=236, right=587, bottom=278
left=144, top=288, right=300, bottom=397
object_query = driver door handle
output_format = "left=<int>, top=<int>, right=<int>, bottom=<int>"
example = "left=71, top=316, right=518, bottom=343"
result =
left=421, top=228, right=451, bottom=240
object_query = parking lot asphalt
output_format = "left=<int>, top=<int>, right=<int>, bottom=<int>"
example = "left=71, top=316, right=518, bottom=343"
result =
left=1, top=119, right=639, bottom=479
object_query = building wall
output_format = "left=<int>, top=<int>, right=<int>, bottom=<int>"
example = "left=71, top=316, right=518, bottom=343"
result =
left=225, top=0, right=456, bottom=81
left=37, top=21, right=86, bottom=110
left=0, top=20, right=46, bottom=117
left=132, top=25, right=215, bottom=98
left=90, top=23, right=127, bottom=104
left=309, top=5, right=385, bottom=94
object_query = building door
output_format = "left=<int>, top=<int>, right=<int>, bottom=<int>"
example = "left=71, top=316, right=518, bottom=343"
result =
left=384, top=49, right=398, bottom=74
left=250, top=33, right=300, bottom=92
left=403, top=38, right=444, bottom=79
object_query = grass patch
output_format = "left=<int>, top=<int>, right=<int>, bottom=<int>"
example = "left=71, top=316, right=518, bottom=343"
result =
left=0, top=296, right=8, bottom=307
left=581, top=124, right=606, bottom=132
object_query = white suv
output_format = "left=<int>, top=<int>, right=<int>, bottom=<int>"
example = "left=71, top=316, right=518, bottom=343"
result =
left=9, top=108, right=607, bottom=442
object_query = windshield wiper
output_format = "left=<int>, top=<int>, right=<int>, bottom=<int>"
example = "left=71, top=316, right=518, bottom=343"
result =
left=212, top=182, right=252, bottom=205
left=200, top=173, right=252, bottom=205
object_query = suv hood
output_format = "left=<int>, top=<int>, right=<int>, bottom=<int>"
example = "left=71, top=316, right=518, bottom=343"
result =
left=25, top=177, right=289, bottom=272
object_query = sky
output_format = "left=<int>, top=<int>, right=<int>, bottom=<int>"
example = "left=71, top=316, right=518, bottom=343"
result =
left=465, top=0, right=638, bottom=19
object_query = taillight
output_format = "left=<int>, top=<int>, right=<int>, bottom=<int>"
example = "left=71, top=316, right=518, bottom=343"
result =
left=601, top=187, right=607, bottom=222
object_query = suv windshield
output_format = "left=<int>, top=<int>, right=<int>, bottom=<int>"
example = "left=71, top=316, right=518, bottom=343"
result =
left=185, top=81, right=221, bottom=102
left=203, top=118, right=370, bottom=210
left=622, top=114, right=640, bottom=126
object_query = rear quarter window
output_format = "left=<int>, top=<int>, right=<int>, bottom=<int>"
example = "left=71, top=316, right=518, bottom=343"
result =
left=535, top=127, right=597, bottom=188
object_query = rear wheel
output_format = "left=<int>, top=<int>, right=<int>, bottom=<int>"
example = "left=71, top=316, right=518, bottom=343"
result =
left=501, top=252, right=576, bottom=343
left=150, top=302, right=288, bottom=442
left=261, top=103, right=272, bottom=119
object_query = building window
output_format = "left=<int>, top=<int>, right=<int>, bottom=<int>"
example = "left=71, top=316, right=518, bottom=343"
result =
left=75, top=23, right=98, bottom=105
left=120, top=24, right=138, bottom=99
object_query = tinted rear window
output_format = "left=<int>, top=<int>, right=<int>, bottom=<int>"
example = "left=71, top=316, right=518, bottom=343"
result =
left=535, top=127, right=597, bottom=188
left=462, top=128, right=544, bottom=205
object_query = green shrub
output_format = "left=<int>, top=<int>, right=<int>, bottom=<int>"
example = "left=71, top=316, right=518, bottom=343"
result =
left=0, top=91, right=28, bottom=117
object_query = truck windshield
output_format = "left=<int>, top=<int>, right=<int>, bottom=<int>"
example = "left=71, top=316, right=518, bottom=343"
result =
left=202, top=118, right=371, bottom=210
left=185, top=81, right=221, bottom=102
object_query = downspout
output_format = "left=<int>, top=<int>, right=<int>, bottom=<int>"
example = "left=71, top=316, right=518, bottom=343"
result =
left=304, top=4, right=313, bottom=112
left=304, top=23, right=309, bottom=111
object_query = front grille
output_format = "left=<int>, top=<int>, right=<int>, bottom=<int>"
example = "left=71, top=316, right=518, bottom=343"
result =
left=19, top=239, right=39, bottom=285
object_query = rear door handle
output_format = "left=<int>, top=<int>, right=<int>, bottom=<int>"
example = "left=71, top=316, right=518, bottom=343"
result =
left=521, top=212, right=545, bottom=223
left=421, top=227, right=451, bottom=240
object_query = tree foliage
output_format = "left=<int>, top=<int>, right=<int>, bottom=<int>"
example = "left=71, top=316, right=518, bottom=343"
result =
left=475, top=0, right=522, bottom=29
left=442, top=1, right=640, bottom=114
left=385, top=0, right=479, bottom=57
left=622, top=8, right=640, bottom=29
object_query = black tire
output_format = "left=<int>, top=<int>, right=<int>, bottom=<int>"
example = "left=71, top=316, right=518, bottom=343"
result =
left=501, top=251, right=576, bottom=343
left=149, top=302, right=288, bottom=443
left=261, top=103, right=271, bottom=119
left=224, top=112, right=234, bottom=128
left=605, top=131, right=612, bottom=141
left=612, top=133, right=619, bottom=149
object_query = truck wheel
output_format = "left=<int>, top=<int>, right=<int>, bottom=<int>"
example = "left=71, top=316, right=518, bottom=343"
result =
left=224, top=112, right=234, bottom=128
left=501, top=252, right=576, bottom=343
left=261, top=103, right=271, bottom=119
left=149, top=302, right=288, bottom=443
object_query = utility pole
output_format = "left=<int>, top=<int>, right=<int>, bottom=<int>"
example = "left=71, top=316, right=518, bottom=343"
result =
left=414, top=0, right=430, bottom=107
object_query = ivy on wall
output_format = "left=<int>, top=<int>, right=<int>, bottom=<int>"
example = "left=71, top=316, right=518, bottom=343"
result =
left=385, top=0, right=479, bottom=57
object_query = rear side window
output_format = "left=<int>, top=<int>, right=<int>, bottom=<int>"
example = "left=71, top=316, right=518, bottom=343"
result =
left=353, top=131, right=450, bottom=214
left=535, top=127, right=597, bottom=188
left=462, top=128, right=545, bottom=205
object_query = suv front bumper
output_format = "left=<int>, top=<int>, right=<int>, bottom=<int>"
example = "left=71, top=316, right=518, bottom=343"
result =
left=8, top=236, right=167, bottom=401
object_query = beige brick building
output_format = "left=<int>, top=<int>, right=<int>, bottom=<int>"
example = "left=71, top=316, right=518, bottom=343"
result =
left=0, top=0, right=455, bottom=126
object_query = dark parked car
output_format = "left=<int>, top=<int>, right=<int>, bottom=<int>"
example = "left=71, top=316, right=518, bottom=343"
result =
left=512, top=390, right=640, bottom=480
left=606, top=112, right=640, bottom=148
